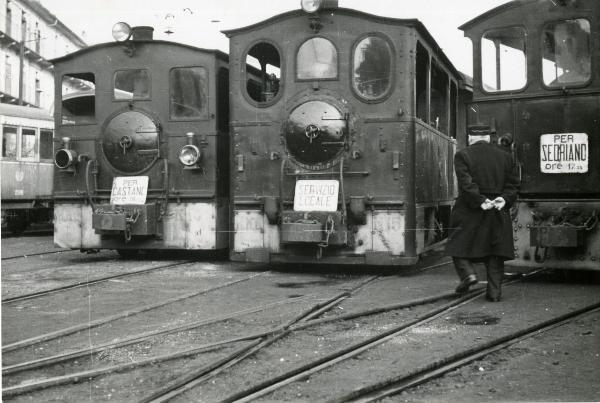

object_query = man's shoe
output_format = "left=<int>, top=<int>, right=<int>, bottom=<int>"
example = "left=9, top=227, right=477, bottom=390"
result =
left=485, top=295, right=501, bottom=302
left=455, top=274, right=478, bottom=294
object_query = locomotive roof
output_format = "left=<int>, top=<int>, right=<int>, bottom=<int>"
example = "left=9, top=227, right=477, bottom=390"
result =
left=460, top=0, right=546, bottom=31
left=222, top=7, right=462, bottom=79
left=0, top=103, right=53, bottom=121
left=50, top=40, right=228, bottom=64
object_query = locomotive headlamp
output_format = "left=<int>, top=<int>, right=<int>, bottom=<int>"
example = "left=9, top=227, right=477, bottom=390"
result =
left=112, top=22, right=132, bottom=42
left=301, top=0, right=323, bottom=13
left=54, top=148, right=77, bottom=169
left=178, top=145, right=201, bottom=166
left=179, top=133, right=201, bottom=166
left=300, top=0, right=338, bottom=13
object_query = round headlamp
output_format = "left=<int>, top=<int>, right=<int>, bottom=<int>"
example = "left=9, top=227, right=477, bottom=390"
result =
left=301, top=0, right=323, bottom=13
left=54, top=149, right=77, bottom=169
left=112, top=22, right=132, bottom=42
left=178, top=145, right=201, bottom=166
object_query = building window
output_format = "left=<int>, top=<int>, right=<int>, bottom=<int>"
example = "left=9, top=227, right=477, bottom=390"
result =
left=4, top=58, right=11, bottom=94
left=481, top=27, right=527, bottom=92
left=35, top=77, right=41, bottom=107
left=5, top=6, right=12, bottom=37
left=62, top=72, right=96, bottom=125
left=40, top=129, right=53, bottom=160
left=297, top=37, right=337, bottom=80
left=169, top=67, right=208, bottom=120
left=2, top=126, right=17, bottom=159
left=542, top=19, right=591, bottom=88
left=21, top=128, right=37, bottom=159
left=245, top=42, right=281, bottom=105
left=114, top=69, right=150, bottom=100
left=353, top=35, right=393, bottom=101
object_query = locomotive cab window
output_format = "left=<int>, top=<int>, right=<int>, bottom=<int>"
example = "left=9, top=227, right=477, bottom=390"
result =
left=431, top=61, right=449, bottom=134
left=114, top=69, right=150, bottom=100
left=297, top=37, right=337, bottom=80
left=170, top=67, right=209, bottom=120
left=20, top=128, right=37, bottom=160
left=542, top=19, right=591, bottom=88
left=481, top=27, right=527, bottom=92
left=61, top=72, right=96, bottom=125
left=2, top=126, right=17, bottom=159
left=416, top=42, right=429, bottom=122
left=353, top=35, right=393, bottom=101
left=245, top=42, right=281, bottom=104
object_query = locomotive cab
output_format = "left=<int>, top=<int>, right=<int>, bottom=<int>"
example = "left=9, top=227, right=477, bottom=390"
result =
left=461, top=0, right=600, bottom=270
left=225, top=4, right=470, bottom=265
left=51, top=25, right=230, bottom=252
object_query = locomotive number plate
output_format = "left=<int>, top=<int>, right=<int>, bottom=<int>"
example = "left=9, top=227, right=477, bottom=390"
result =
left=110, top=176, right=149, bottom=205
left=540, top=133, right=588, bottom=174
left=293, top=180, right=339, bottom=212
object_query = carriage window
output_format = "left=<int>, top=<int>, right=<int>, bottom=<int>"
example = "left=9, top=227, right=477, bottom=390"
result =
left=40, top=129, right=53, bottom=160
left=450, top=82, right=457, bottom=139
left=297, top=38, right=337, bottom=80
left=245, top=42, right=281, bottom=104
left=114, top=69, right=150, bottom=100
left=170, top=67, right=208, bottom=120
left=416, top=42, right=429, bottom=122
left=353, top=36, right=393, bottom=100
left=482, top=27, right=527, bottom=92
left=21, top=128, right=36, bottom=159
left=542, top=19, right=591, bottom=87
left=431, top=62, right=449, bottom=133
left=2, top=126, right=17, bottom=158
left=61, top=72, right=95, bottom=125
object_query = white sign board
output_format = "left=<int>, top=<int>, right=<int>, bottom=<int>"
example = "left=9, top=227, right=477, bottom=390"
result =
left=294, top=180, right=339, bottom=212
left=110, top=176, right=149, bottom=205
left=540, top=133, right=588, bottom=174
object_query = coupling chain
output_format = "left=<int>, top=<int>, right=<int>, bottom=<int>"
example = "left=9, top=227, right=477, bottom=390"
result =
left=124, top=208, right=140, bottom=243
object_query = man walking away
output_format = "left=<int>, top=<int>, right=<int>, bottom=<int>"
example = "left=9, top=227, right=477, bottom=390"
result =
left=446, top=125, right=520, bottom=301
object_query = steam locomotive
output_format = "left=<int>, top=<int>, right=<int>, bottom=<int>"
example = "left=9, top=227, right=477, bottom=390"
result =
left=51, top=24, right=230, bottom=255
left=461, top=0, right=599, bottom=270
left=224, top=0, right=471, bottom=265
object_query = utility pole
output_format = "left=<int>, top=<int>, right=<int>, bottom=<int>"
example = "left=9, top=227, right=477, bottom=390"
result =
left=18, top=10, right=26, bottom=105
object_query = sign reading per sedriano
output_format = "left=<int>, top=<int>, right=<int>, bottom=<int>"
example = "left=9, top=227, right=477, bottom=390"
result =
left=294, top=180, right=339, bottom=212
left=110, top=176, right=149, bottom=205
left=540, top=133, right=588, bottom=174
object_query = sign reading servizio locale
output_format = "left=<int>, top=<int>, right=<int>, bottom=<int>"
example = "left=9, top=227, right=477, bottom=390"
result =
left=293, top=180, right=339, bottom=212
left=110, top=176, right=149, bottom=205
left=540, top=133, right=588, bottom=174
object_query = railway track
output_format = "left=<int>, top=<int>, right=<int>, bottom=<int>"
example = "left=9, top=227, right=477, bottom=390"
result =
left=2, top=273, right=380, bottom=398
left=2, top=261, right=192, bottom=303
left=1, top=248, right=70, bottom=261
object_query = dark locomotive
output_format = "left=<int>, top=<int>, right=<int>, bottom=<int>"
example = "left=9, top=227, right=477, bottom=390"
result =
left=51, top=24, right=230, bottom=254
left=224, top=0, right=471, bottom=265
left=1, top=103, right=54, bottom=234
left=461, top=0, right=599, bottom=270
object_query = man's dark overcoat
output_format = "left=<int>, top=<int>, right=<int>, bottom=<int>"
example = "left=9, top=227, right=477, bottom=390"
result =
left=445, top=141, right=520, bottom=260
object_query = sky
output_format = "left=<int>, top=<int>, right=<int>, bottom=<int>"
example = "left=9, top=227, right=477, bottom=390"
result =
left=39, top=0, right=512, bottom=75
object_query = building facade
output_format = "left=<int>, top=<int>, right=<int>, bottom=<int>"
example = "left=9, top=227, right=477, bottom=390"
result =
left=0, top=0, right=86, bottom=111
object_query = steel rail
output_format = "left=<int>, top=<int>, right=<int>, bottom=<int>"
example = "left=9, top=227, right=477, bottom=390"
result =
left=1, top=249, right=69, bottom=261
left=2, top=271, right=267, bottom=353
left=2, top=261, right=191, bottom=303
left=340, top=304, right=600, bottom=403
left=2, top=295, right=311, bottom=375
left=221, top=270, right=547, bottom=403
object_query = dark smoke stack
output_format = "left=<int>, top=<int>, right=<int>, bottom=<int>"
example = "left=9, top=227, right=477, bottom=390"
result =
left=132, top=26, right=154, bottom=40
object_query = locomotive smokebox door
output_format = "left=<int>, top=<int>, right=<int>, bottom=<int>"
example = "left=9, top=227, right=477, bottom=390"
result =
left=284, top=101, right=346, bottom=169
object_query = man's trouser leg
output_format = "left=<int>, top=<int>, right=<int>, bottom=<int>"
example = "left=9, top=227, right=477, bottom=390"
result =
left=452, top=257, right=476, bottom=280
left=485, top=256, right=504, bottom=299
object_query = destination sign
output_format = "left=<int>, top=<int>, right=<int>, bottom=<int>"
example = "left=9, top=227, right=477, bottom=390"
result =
left=293, top=180, right=339, bottom=212
left=110, top=176, right=149, bottom=205
left=540, top=133, right=588, bottom=174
